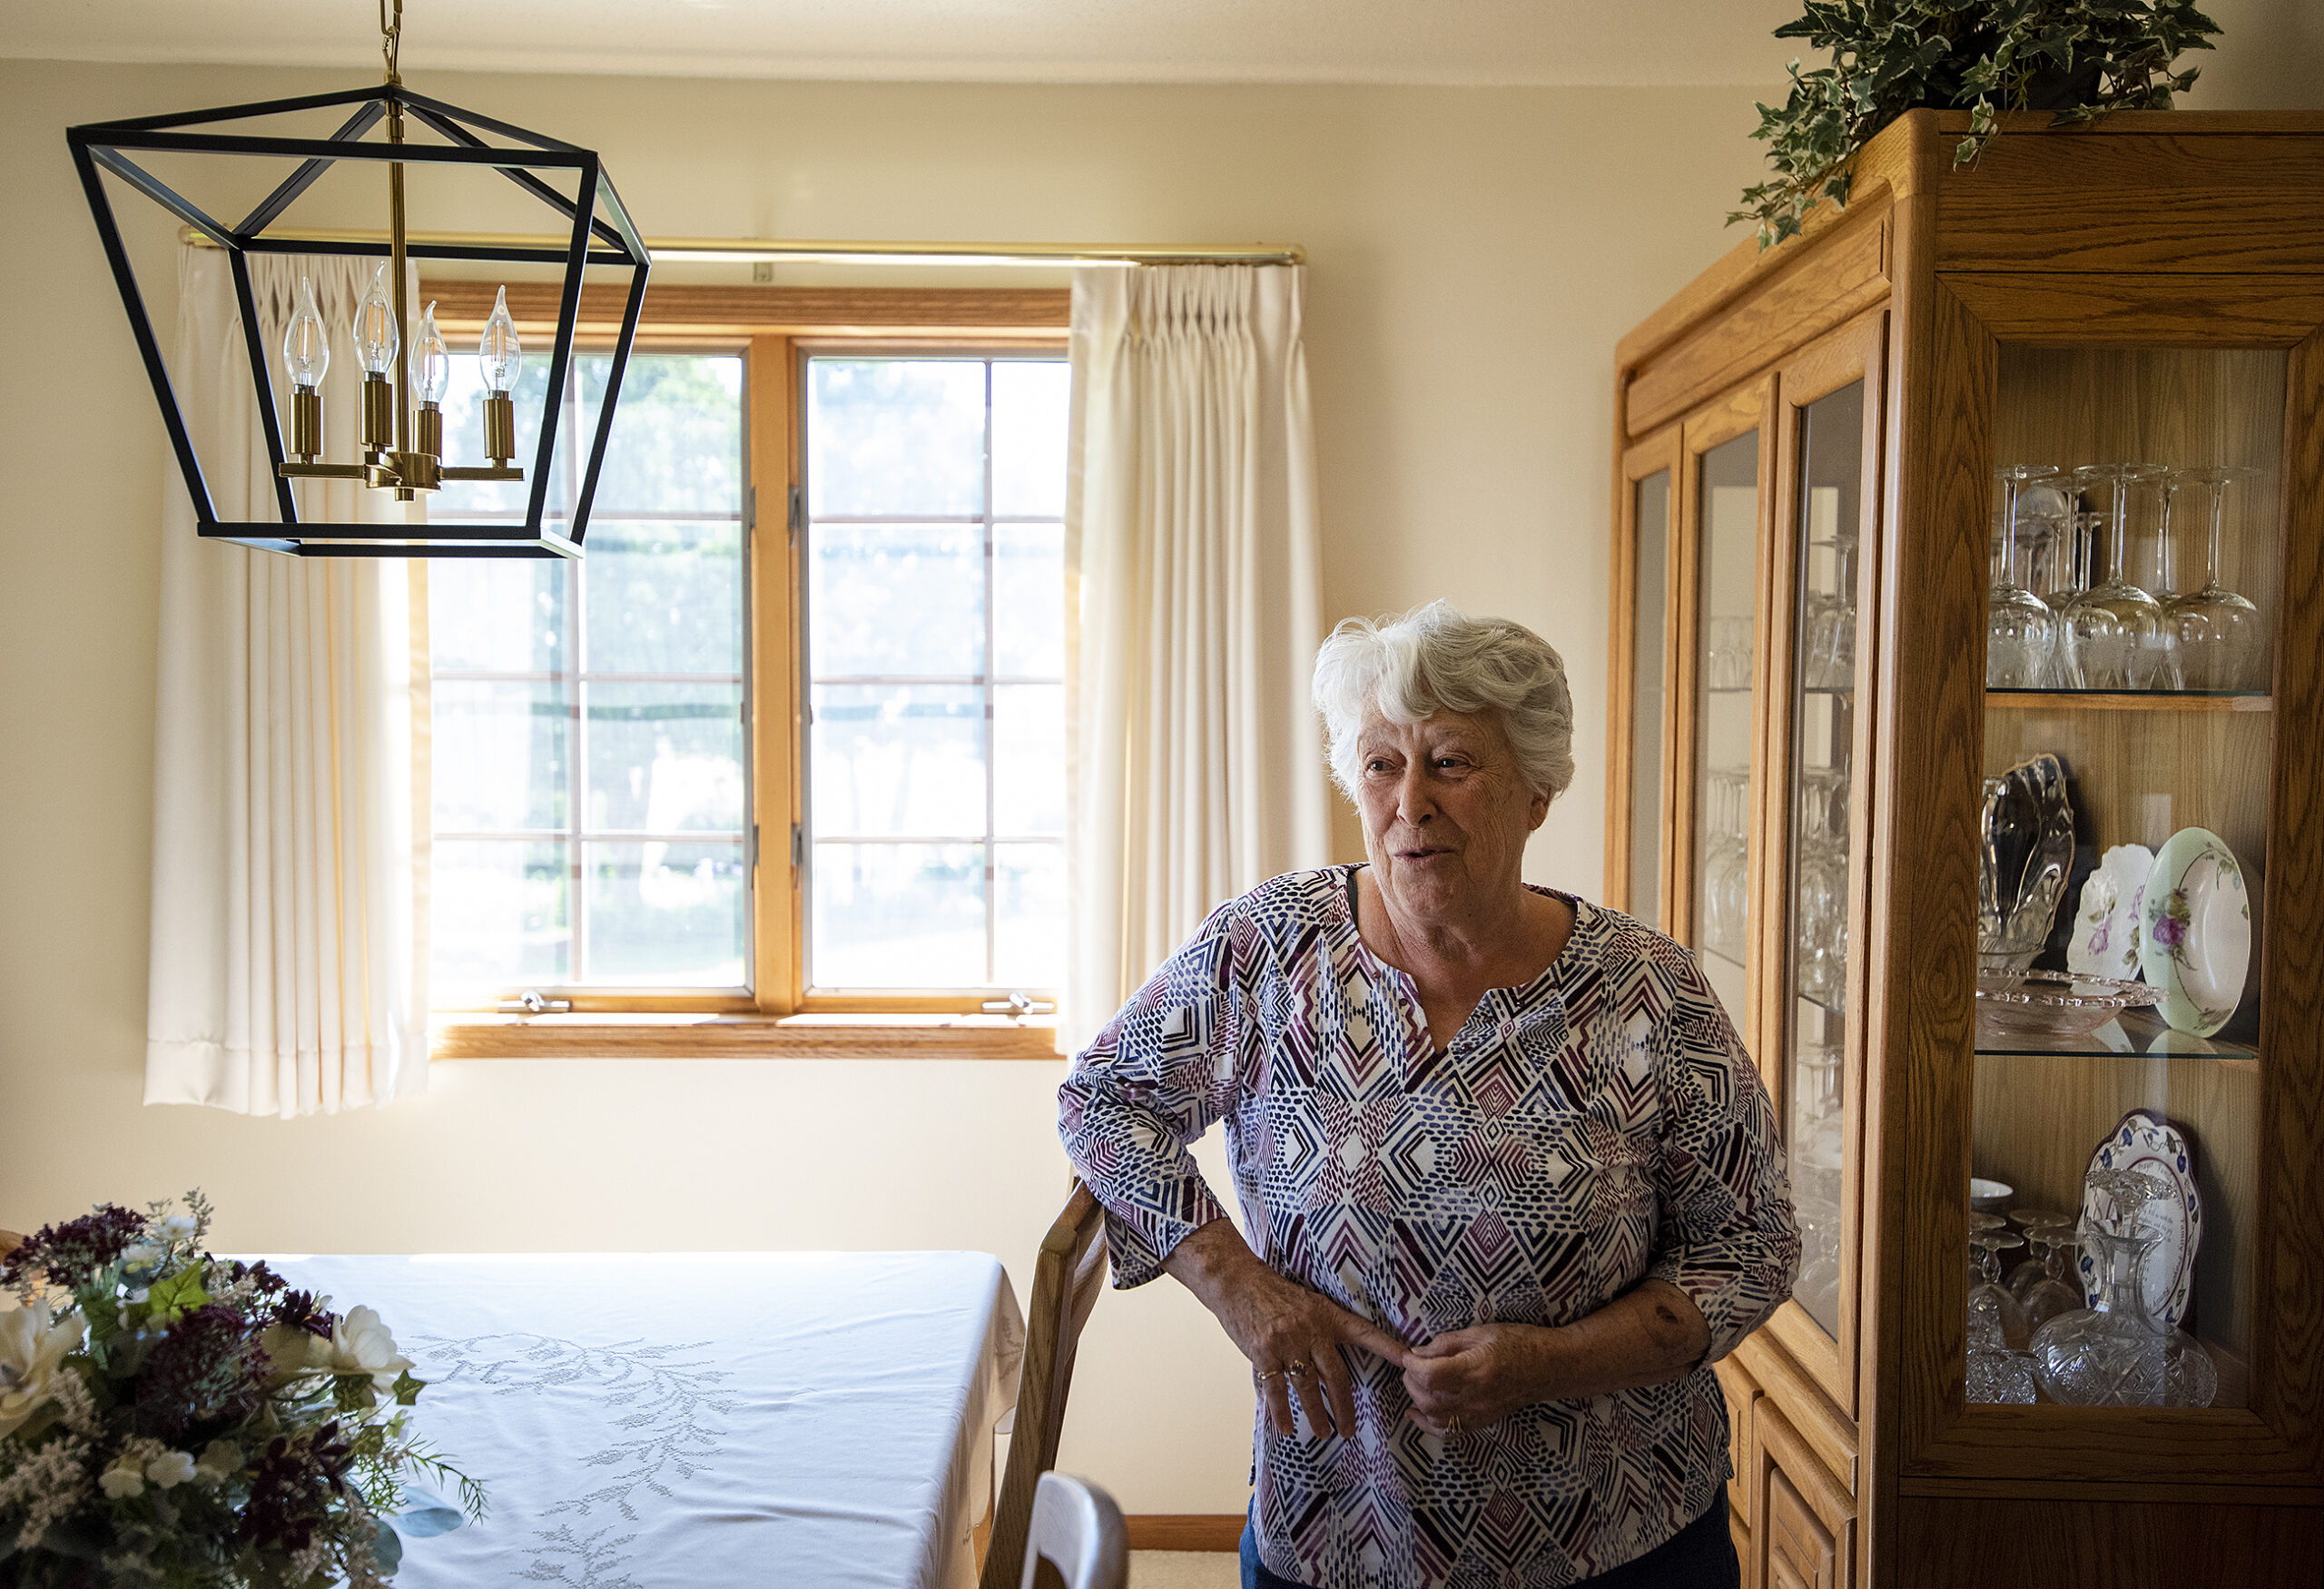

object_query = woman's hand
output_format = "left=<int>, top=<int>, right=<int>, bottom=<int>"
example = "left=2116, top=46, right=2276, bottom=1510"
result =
left=1401, top=1324, right=1552, bottom=1436
left=1164, top=1219, right=1411, bottom=1439
left=1404, top=1280, right=1712, bottom=1435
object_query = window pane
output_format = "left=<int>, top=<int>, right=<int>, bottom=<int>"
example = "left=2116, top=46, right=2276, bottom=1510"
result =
left=809, top=360, right=986, bottom=518
left=994, top=683, right=1064, bottom=837
left=811, top=684, right=984, bottom=838
left=995, top=843, right=1065, bottom=987
left=586, top=682, right=744, bottom=834
left=581, top=356, right=743, bottom=515
left=809, top=523, right=985, bottom=677
left=994, top=523, right=1064, bottom=678
left=429, top=558, right=566, bottom=675
left=434, top=681, right=566, bottom=833
left=583, top=521, right=743, bottom=676
left=433, top=840, right=568, bottom=988
left=811, top=843, right=986, bottom=987
left=991, top=361, right=1070, bottom=518
left=584, top=841, right=746, bottom=984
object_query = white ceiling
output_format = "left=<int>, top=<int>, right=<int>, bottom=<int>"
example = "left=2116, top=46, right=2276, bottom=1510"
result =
left=0, top=0, right=1801, bottom=84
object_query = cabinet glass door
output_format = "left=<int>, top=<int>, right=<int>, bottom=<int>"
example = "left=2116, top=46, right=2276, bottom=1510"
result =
left=1629, top=468, right=1672, bottom=930
left=1783, top=378, right=1865, bottom=1342
left=1690, top=428, right=1761, bottom=1024
left=1965, top=345, right=2279, bottom=1414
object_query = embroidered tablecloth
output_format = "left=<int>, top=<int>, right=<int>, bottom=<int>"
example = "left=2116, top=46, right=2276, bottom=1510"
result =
left=261, top=1251, right=1023, bottom=1589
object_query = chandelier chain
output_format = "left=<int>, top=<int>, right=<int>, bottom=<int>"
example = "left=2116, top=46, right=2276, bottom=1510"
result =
left=379, top=0, right=402, bottom=86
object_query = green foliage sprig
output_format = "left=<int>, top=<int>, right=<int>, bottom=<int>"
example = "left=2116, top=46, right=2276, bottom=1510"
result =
left=1733, top=0, right=2221, bottom=249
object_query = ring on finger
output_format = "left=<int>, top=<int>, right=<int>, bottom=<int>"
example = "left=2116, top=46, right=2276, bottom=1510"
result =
left=1285, top=1359, right=1315, bottom=1378
left=1255, top=1367, right=1285, bottom=1384
left=1447, top=1414, right=1463, bottom=1436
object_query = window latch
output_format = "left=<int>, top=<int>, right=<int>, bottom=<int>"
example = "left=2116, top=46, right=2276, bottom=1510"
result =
left=980, top=992, right=1057, bottom=1019
left=498, top=990, right=572, bottom=1016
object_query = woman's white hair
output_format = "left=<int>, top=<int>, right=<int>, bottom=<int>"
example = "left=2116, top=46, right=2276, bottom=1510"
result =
left=1311, top=600, right=1575, bottom=802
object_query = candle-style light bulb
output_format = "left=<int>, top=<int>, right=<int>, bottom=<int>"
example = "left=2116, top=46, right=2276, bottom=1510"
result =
left=479, top=285, right=521, bottom=393
left=353, top=261, right=399, bottom=377
left=414, top=301, right=450, bottom=405
left=282, top=274, right=330, bottom=390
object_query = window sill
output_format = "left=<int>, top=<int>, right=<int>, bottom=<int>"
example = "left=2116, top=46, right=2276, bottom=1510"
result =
left=430, top=1012, right=1065, bottom=1061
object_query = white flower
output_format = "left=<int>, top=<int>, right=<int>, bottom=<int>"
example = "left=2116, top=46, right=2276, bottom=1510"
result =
left=118, top=1243, right=163, bottom=1270
left=99, top=1461, right=143, bottom=1500
left=145, top=1451, right=197, bottom=1490
left=328, top=1306, right=414, bottom=1389
left=155, top=1215, right=198, bottom=1241
left=0, top=1301, right=86, bottom=1439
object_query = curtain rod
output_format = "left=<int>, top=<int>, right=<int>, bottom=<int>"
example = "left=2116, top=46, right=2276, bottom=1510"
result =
left=177, top=225, right=1304, bottom=268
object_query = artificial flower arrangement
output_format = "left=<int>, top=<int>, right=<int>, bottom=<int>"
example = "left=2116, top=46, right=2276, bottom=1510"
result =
left=0, top=1192, right=480, bottom=1589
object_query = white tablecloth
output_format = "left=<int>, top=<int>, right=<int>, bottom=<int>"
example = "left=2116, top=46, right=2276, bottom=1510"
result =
left=263, top=1252, right=1024, bottom=1589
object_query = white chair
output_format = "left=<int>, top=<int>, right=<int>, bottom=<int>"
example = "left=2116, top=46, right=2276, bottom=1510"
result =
left=1018, top=1471, right=1128, bottom=1589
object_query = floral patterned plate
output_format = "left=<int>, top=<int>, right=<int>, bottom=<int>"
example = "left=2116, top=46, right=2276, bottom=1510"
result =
left=2140, top=826, right=2251, bottom=1038
left=2065, top=842, right=2154, bottom=981
left=2079, top=1108, right=2201, bottom=1327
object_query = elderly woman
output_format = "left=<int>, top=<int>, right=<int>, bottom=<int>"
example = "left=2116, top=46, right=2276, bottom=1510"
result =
left=1058, top=602, right=1797, bottom=1589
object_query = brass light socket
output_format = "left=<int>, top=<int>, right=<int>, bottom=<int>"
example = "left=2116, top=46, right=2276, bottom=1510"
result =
left=416, top=401, right=444, bottom=459
left=290, top=387, right=322, bottom=460
left=360, top=373, right=395, bottom=453
left=483, top=390, right=516, bottom=464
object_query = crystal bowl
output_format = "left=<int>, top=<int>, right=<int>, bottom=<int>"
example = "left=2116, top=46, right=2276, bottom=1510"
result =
left=1975, top=968, right=2163, bottom=1039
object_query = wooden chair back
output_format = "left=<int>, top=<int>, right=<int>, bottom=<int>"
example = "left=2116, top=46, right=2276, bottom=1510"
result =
left=1019, top=1470, right=1128, bottom=1589
left=980, top=1181, right=1108, bottom=1589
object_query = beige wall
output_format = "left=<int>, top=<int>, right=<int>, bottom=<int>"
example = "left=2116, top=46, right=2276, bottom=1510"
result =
left=6, top=44, right=2311, bottom=1514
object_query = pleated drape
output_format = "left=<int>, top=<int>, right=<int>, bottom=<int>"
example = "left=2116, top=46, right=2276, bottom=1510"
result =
left=1065, top=264, right=1330, bottom=1048
left=144, top=247, right=429, bottom=1115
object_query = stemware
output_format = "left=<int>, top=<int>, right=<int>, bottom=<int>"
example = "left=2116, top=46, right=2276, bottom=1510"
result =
left=2062, top=464, right=2178, bottom=689
left=2162, top=465, right=2266, bottom=691
left=2029, top=1170, right=2218, bottom=1406
left=1969, top=1229, right=2032, bottom=1349
left=1987, top=465, right=2063, bottom=688
left=2014, top=1219, right=2088, bottom=1333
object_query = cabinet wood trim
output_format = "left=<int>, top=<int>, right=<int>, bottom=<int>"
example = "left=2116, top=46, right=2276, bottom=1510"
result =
left=1941, top=272, right=2324, bottom=347
left=1732, top=1332, right=1859, bottom=1496
left=1753, top=1397, right=1857, bottom=1589
left=1628, top=207, right=1891, bottom=439
left=1606, top=423, right=1684, bottom=923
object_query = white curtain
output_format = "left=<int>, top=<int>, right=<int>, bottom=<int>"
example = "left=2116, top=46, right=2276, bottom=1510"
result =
left=145, top=246, right=429, bottom=1116
left=1065, top=264, right=1331, bottom=1048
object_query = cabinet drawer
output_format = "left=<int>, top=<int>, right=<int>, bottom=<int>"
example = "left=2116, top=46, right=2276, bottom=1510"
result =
left=1749, top=1399, right=1855, bottom=1589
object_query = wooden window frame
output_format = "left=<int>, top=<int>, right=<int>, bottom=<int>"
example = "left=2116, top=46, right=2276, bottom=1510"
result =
left=425, top=282, right=1068, bottom=1060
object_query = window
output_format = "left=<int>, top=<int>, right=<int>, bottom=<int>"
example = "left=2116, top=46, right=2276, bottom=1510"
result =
left=803, top=356, right=1070, bottom=994
left=423, top=291, right=1070, bottom=1036
left=430, top=354, right=750, bottom=996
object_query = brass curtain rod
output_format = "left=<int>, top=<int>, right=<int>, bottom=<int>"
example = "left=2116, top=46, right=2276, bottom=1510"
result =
left=178, top=224, right=1304, bottom=268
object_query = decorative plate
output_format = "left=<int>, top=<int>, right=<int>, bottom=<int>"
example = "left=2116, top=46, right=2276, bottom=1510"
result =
left=2065, top=842, right=2154, bottom=981
left=1974, top=967, right=2162, bottom=1040
left=2139, top=826, right=2252, bottom=1038
left=1978, top=754, right=2075, bottom=970
left=2079, top=1109, right=2201, bottom=1327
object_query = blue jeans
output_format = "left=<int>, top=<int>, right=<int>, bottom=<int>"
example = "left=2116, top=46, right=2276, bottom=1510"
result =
left=1239, top=1496, right=1739, bottom=1589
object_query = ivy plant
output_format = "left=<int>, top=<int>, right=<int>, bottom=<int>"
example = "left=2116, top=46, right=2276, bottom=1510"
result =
left=1733, top=0, right=2221, bottom=249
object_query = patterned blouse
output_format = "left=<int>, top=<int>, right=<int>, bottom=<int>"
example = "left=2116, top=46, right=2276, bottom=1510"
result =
left=1058, top=866, right=1797, bottom=1588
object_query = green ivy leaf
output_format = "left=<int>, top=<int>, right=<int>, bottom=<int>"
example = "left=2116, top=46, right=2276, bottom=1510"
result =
left=143, top=1267, right=210, bottom=1327
left=390, top=1370, right=427, bottom=1408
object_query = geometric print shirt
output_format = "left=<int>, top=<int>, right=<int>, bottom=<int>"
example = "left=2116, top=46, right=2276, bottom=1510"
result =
left=1058, top=866, right=1797, bottom=1589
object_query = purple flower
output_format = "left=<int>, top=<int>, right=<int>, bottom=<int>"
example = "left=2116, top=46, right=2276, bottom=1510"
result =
left=2153, top=906, right=2188, bottom=950
left=4, top=1205, right=147, bottom=1289
left=136, top=1302, right=270, bottom=1441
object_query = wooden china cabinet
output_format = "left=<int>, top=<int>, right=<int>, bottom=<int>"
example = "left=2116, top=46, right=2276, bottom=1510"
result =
left=1605, top=110, right=2324, bottom=1585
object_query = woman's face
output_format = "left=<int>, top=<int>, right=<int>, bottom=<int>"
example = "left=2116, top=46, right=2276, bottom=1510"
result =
left=1354, top=706, right=1551, bottom=923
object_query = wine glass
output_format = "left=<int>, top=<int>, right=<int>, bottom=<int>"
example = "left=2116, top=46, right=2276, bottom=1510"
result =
left=1968, top=1229, right=2032, bottom=1349
left=2062, top=464, right=2178, bottom=689
left=1987, top=465, right=2063, bottom=688
left=2163, top=465, right=2266, bottom=691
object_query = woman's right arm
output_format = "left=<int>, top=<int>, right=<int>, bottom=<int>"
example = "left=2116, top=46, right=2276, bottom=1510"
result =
left=1059, top=902, right=1408, bottom=1438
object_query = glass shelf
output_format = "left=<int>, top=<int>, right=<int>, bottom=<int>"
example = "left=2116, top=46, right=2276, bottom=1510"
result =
left=1986, top=688, right=2271, bottom=714
left=1974, top=1005, right=2258, bottom=1064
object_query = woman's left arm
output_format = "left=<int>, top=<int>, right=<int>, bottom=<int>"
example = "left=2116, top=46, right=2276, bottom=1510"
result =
left=1403, top=949, right=1798, bottom=1430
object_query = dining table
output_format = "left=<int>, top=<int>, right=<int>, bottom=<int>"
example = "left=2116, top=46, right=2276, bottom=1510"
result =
left=263, top=1250, right=1024, bottom=1589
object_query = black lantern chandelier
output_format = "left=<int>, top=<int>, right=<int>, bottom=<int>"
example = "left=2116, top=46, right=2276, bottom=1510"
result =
left=65, top=0, right=648, bottom=558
